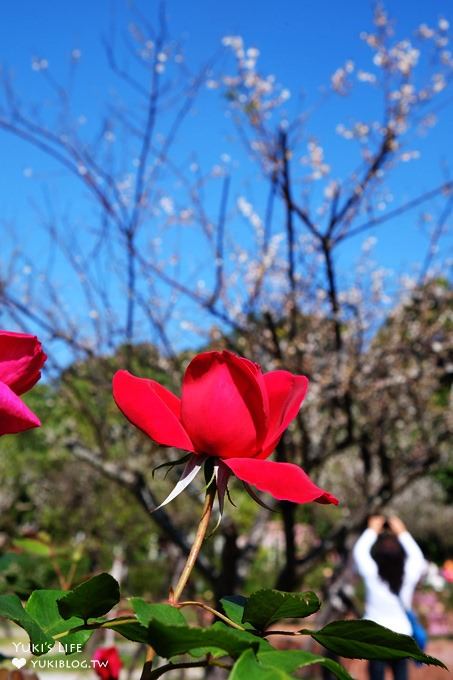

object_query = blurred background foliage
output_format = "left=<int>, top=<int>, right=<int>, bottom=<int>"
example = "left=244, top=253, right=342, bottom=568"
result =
left=0, top=278, right=451, bottom=607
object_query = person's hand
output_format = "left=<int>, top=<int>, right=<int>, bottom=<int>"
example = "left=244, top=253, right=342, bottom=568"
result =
left=389, top=516, right=406, bottom=535
left=368, top=515, right=385, bottom=533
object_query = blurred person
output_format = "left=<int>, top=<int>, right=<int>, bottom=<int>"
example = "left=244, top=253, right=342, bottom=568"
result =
left=353, top=515, right=427, bottom=680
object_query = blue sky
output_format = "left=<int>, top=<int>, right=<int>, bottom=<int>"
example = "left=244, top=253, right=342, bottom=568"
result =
left=1, top=0, right=452, bottom=354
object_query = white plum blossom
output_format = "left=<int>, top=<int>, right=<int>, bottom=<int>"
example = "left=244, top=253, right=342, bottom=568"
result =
left=221, top=33, right=291, bottom=131
left=301, top=140, right=330, bottom=179
left=357, top=70, right=377, bottom=83
left=179, top=208, right=193, bottom=222
left=237, top=197, right=263, bottom=234
left=31, top=57, right=48, bottom=71
left=417, top=24, right=435, bottom=39
left=432, top=74, right=447, bottom=93
left=324, top=181, right=339, bottom=199
left=159, top=196, right=174, bottom=215
left=400, top=150, right=420, bottom=162
left=331, top=60, right=355, bottom=94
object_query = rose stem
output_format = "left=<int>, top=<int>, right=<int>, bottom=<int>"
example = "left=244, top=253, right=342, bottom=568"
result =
left=171, top=479, right=216, bottom=603
left=140, top=479, right=216, bottom=680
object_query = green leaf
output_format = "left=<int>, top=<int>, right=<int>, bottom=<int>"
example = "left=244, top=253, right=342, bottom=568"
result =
left=258, top=650, right=353, bottom=680
left=130, top=597, right=187, bottom=627
left=57, top=573, right=120, bottom=622
left=107, top=621, right=150, bottom=644
left=185, top=645, right=229, bottom=659
left=221, top=596, right=253, bottom=628
left=0, top=594, right=53, bottom=656
left=230, top=649, right=293, bottom=680
left=242, top=589, right=321, bottom=630
left=13, top=538, right=51, bottom=557
left=26, top=589, right=92, bottom=653
left=231, top=648, right=354, bottom=680
left=146, top=620, right=270, bottom=659
left=303, top=620, right=447, bottom=668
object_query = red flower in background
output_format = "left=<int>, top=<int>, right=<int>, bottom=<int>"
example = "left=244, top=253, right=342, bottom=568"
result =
left=92, top=646, right=122, bottom=680
left=113, top=350, right=338, bottom=508
left=0, top=330, right=47, bottom=436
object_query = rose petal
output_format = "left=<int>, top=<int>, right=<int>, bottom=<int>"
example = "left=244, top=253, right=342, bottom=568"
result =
left=112, top=370, right=194, bottom=451
left=260, top=371, right=308, bottom=457
left=93, top=646, right=122, bottom=680
left=224, top=457, right=338, bottom=505
left=0, top=330, right=47, bottom=395
left=181, top=351, right=268, bottom=458
left=0, top=381, right=41, bottom=435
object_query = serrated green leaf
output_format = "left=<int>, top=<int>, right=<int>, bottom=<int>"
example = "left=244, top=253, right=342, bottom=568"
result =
left=258, top=650, right=353, bottom=680
left=230, top=649, right=293, bottom=680
left=243, top=589, right=320, bottom=630
left=57, top=573, right=120, bottom=621
left=26, top=589, right=92, bottom=653
left=147, top=620, right=270, bottom=659
left=304, top=620, right=447, bottom=667
left=130, top=598, right=186, bottom=627
left=0, top=594, right=53, bottom=656
left=221, top=596, right=254, bottom=628
left=107, top=621, right=150, bottom=644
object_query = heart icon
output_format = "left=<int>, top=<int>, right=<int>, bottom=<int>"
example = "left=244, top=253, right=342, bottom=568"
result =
left=12, top=658, right=26, bottom=669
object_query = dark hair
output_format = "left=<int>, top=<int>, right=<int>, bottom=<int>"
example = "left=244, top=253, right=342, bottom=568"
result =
left=370, top=531, right=406, bottom=595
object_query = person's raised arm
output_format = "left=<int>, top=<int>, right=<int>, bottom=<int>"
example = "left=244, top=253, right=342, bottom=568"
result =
left=353, top=516, right=384, bottom=578
left=389, top=516, right=426, bottom=581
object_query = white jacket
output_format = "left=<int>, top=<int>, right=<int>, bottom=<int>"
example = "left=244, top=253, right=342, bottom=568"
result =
left=353, top=528, right=427, bottom=635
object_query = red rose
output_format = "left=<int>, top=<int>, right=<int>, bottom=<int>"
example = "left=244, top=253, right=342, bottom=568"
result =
left=113, top=350, right=338, bottom=507
left=0, top=330, right=47, bottom=436
left=92, top=646, right=122, bottom=680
